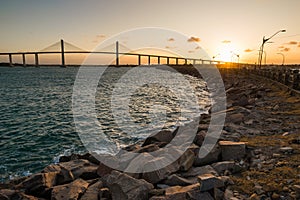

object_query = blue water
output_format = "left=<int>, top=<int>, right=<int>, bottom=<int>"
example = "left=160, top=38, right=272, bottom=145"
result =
left=0, top=66, right=210, bottom=182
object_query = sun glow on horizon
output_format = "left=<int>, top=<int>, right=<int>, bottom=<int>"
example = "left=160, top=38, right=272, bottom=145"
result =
left=216, top=43, right=239, bottom=62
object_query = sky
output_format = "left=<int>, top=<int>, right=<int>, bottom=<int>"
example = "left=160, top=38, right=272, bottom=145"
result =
left=0, top=0, right=300, bottom=64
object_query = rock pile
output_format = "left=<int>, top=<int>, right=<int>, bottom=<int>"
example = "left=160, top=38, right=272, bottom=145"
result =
left=1, top=67, right=299, bottom=200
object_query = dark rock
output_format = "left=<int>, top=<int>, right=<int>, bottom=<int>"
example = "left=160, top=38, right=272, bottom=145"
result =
left=142, top=129, right=177, bottom=146
left=181, top=165, right=218, bottom=178
left=219, top=141, right=246, bottom=161
left=164, top=183, right=201, bottom=200
left=99, top=188, right=111, bottom=199
left=79, top=153, right=100, bottom=165
left=293, top=185, right=300, bottom=199
left=134, top=144, right=160, bottom=153
left=193, top=131, right=206, bottom=146
left=227, top=113, right=245, bottom=124
left=105, top=170, right=153, bottom=200
left=20, top=172, right=57, bottom=196
left=211, top=161, right=242, bottom=175
left=58, top=159, right=98, bottom=180
left=80, top=180, right=103, bottom=200
left=0, top=189, right=16, bottom=200
left=214, top=187, right=224, bottom=200
left=51, top=179, right=89, bottom=200
left=224, top=188, right=234, bottom=200
left=96, top=162, right=113, bottom=177
left=163, top=174, right=196, bottom=186
left=233, top=94, right=249, bottom=107
left=149, top=189, right=166, bottom=197
left=178, top=149, right=195, bottom=171
left=43, top=164, right=74, bottom=185
left=186, top=191, right=214, bottom=200
left=279, top=147, right=294, bottom=154
left=197, top=174, right=224, bottom=192
left=194, top=144, right=221, bottom=166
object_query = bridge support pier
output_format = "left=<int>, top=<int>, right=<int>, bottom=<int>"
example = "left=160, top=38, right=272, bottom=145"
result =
left=138, top=55, right=141, bottom=65
left=9, top=54, right=13, bottom=67
left=167, top=57, right=170, bottom=65
left=158, top=56, right=160, bottom=65
left=22, top=53, right=26, bottom=67
left=61, top=39, right=65, bottom=67
left=116, top=41, right=119, bottom=66
left=35, top=53, right=39, bottom=67
left=176, top=58, right=179, bottom=65
left=148, top=56, right=151, bottom=65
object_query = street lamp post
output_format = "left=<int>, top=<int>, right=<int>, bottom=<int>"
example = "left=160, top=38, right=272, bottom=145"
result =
left=277, top=53, right=285, bottom=65
left=258, top=29, right=286, bottom=69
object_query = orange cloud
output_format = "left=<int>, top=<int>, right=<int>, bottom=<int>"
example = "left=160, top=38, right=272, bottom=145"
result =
left=298, top=44, right=300, bottom=47
left=244, top=49, right=253, bottom=53
left=195, top=46, right=201, bottom=50
left=188, top=50, right=194, bottom=53
left=168, top=38, right=175, bottom=42
left=165, top=46, right=176, bottom=49
left=281, top=48, right=290, bottom=52
left=278, top=46, right=285, bottom=48
left=222, top=40, right=231, bottom=44
left=287, top=41, right=297, bottom=45
left=187, top=36, right=201, bottom=42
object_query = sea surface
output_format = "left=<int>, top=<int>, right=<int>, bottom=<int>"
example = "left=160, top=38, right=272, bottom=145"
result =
left=0, top=66, right=210, bottom=182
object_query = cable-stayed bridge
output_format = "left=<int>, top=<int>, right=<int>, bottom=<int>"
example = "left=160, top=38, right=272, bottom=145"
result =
left=0, top=39, right=224, bottom=67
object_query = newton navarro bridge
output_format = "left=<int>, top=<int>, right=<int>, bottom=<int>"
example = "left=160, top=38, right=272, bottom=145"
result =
left=0, top=39, right=299, bottom=91
left=0, top=39, right=223, bottom=67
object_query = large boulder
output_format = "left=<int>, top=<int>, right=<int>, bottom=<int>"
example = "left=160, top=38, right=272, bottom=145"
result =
left=142, top=129, right=177, bottom=146
left=80, top=180, right=103, bottom=200
left=51, top=179, right=89, bottom=200
left=58, top=159, right=98, bottom=180
left=219, top=141, right=246, bottom=161
left=211, top=161, right=243, bottom=175
left=197, top=174, right=224, bottom=192
left=43, top=164, right=74, bottom=185
left=163, top=174, right=196, bottom=186
left=178, top=149, right=195, bottom=172
left=105, top=170, right=154, bottom=200
left=20, top=172, right=57, bottom=196
left=181, top=165, right=218, bottom=178
left=150, top=183, right=213, bottom=200
left=194, top=144, right=221, bottom=166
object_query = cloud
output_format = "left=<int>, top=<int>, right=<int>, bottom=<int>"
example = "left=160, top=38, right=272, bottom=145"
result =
left=244, top=49, right=253, bottom=53
left=195, top=46, right=201, bottom=50
left=165, top=46, right=176, bottom=49
left=278, top=45, right=285, bottom=48
left=281, top=48, right=290, bottom=52
left=168, top=38, right=175, bottom=42
left=96, top=34, right=106, bottom=39
left=92, top=34, right=106, bottom=43
left=188, top=50, right=194, bottom=53
left=187, top=36, right=201, bottom=42
left=222, top=40, right=231, bottom=44
left=287, top=41, right=297, bottom=45
left=298, top=44, right=300, bottom=47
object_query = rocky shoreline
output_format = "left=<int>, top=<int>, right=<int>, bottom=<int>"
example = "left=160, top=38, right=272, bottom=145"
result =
left=1, top=67, right=299, bottom=200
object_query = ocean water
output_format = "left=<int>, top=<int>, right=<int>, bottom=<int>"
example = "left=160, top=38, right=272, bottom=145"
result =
left=0, top=66, right=210, bottom=182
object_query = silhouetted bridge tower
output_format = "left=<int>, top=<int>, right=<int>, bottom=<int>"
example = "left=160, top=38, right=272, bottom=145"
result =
left=0, top=39, right=222, bottom=67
